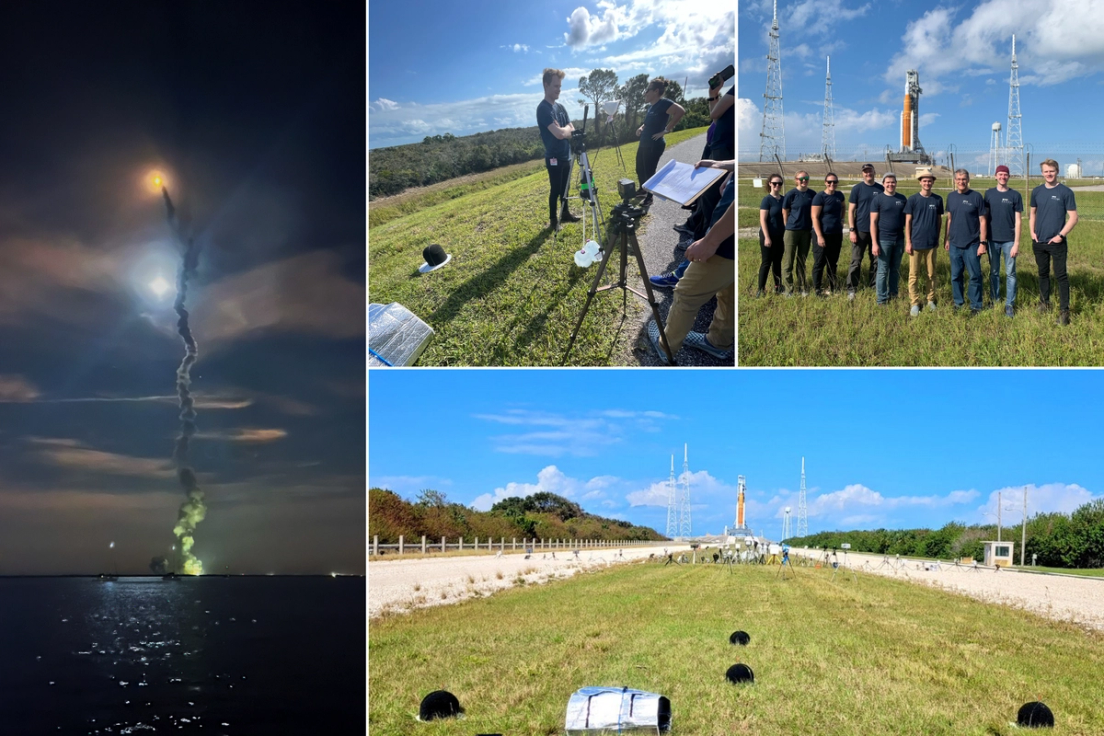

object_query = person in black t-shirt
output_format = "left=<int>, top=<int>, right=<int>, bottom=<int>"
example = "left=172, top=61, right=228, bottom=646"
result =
left=757, top=175, right=786, bottom=296
left=811, top=173, right=846, bottom=296
left=635, top=77, right=685, bottom=206
left=1030, top=158, right=1079, bottom=324
left=846, top=163, right=884, bottom=298
left=536, top=68, right=580, bottom=231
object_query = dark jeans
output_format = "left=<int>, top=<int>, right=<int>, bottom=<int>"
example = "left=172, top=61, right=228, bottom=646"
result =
left=813, top=233, right=843, bottom=293
left=636, top=138, right=666, bottom=190
left=758, top=228, right=784, bottom=291
left=847, top=230, right=877, bottom=292
left=691, top=176, right=726, bottom=239
left=949, top=244, right=983, bottom=310
left=1033, top=238, right=1069, bottom=310
left=545, top=157, right=573, bottom=224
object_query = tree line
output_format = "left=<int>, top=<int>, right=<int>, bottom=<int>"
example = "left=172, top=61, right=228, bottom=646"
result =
left=368, top=487, right=666, bottom=544
left=369, top=69, right=715, bottom=199
left=785, top=499, right=1104, bottom=568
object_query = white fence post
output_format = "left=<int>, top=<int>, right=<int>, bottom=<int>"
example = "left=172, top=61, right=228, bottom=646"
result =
left=421, top=535, right=427, bottom=554
left=441, top=536, right=446, bottom=553
left=399, top=535, right=404, bottom=555
left=373, top=535, right=378, bottom=556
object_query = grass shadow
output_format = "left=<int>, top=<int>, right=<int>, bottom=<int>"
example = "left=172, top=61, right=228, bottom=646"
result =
left=428, top=228, right=554, bottom=325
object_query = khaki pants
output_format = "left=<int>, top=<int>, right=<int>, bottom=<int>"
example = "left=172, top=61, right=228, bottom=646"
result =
left=908, top=247, right=937, bottom=306
left=665, top=255, right=734, bottom=354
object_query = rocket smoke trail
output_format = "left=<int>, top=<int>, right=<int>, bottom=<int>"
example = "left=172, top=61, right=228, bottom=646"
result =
left=164, top=186, right=206, bottom=575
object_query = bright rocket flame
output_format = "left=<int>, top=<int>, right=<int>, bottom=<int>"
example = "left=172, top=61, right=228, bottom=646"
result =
left=147, top=171, right=167, bottom=194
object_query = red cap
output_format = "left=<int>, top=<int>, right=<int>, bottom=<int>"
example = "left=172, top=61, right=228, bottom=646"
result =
left=995, top=165, right=1010, bottom=175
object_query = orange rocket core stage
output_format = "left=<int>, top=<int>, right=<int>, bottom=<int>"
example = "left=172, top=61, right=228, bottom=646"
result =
left=737, top=488, right=745, bottom=528
left=902, top=94, right=912, bottom=150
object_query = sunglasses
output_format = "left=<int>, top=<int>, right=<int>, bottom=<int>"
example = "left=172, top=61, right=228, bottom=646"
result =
left=825, top=180, right=838, bottom=184
left=770, top=181, right=783, bottom=186
left=796, top=177, right=809, bottom=181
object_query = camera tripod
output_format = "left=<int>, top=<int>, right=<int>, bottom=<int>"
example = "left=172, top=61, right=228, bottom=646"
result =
left=831, top=550, right=858, bottom=583
left=562, top=193, right=676, bottom=365
left=776, top=549, right=797, bottom=580
left=554, top=104, right=605, bottom=250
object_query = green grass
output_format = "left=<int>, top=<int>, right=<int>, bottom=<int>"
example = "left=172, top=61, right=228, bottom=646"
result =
left=368, top=127, right=710, bottom=366
left=368, top=560, right=1104, bottom=735
left=1013, top=565, right=1104, bottom=578
left=739, top=179, right=1104, bottom=365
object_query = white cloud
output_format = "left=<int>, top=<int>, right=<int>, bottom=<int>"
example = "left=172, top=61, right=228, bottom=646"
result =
left=371, top=98, right=400, bottom=112
left=474, top=408, right=679, bottom=457
left=470, top=465, right=588, bottom=511
left=788, top=0, right=871, bottom=35
left=564, top=4, right=625, bottom=48
left=369, top=93, right=555, bottom=148
left=626, top=470, right=737, bottom=508
left=888, top=0, right=1104, bottom=90
left=977, top=483, right=1099, bottom=522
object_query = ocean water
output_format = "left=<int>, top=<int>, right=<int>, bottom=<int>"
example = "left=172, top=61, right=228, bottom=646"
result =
left=0, top=576, right=365, bottom=735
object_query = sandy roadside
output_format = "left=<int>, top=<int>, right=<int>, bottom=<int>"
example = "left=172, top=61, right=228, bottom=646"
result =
left=368, top=543, right=688, bottom=618
left=794, top=548, right=1104, bottom=632
left=370, top=542, right=1104, bottom=632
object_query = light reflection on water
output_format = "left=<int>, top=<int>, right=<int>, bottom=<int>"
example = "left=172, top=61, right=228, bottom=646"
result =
left=1, top=576, right=364, bottom=735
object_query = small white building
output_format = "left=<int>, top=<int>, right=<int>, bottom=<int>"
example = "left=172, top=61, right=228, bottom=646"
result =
left=982, top=541, right=1015, bottom=568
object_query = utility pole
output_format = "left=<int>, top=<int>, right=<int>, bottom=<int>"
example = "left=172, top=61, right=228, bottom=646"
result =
left=997, top=491, right=1002, bottom=543
left=665, top=454, right=677, bottom=539
left=679, top=444, right=692, bottom=540
left=1021, top=485, right=1028, bottom=566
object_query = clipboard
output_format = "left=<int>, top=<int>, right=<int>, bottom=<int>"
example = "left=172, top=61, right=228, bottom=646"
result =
left=641, top=159, right=727, bottom=206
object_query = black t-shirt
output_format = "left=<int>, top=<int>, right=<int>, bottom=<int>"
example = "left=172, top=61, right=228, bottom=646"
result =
left=641, top=98, right=675, bottom=140
left=848, top=180, right=885, bottom=233
left=708, top=85, right=735, bottom=160
left=870, top=191, right=908, bottom=240
left=946, top=189, right=986, bottom=247
left=984, top=187, right=1024, bottom=243
left=781, top=188, right=816, bottom=231
left=1030, top=183, right=1077, bottom=242
left=904, top=192, right=944, bottom=250
left=536, top=99, right=571, bottom=161
left=760, top=194, right=784, bottom=234
left=811, top=190, right=846, bottom=235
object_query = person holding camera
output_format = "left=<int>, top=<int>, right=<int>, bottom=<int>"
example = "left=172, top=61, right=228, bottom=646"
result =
left=635, top=77, right=684, bottom=207
left=536, top=68, right=581, bottom=231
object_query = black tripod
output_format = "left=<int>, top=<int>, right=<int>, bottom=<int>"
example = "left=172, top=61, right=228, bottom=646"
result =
left=555, top=104, right=604, bottom=250
left=563, top=186, right=676, bottom=365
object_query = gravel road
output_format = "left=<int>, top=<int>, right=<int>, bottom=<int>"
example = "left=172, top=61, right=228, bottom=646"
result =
left=368, top=543, right=685, bottom=618
left=370, top=543, right=1104, bottom=632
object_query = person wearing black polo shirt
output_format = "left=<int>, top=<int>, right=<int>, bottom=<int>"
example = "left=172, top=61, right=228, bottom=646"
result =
left=781, top=171, right=816, bottom=296
left=870, top=173, right=908, bottom=306
left=635, top=77, right=685, bottom=206
left=847, top=163, right=884, bottom=300
left=984, top=165, right=1024, bottom=318
left=536, top=68, right=580, bottom=231
left=811, top=173, right=846, bottom=296
left=944, top=169, right=988, bottom=315
left=758, top=175, right=785, bottom=296
left=1030, top=158, right=1079, bottom=325
left=904, top=168, right=944, bottom=317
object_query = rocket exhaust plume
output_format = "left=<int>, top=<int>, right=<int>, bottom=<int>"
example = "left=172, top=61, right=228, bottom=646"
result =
left=164, top=185, right=206, bottom=575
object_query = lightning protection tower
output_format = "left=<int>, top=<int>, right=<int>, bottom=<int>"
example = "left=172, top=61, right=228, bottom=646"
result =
left=797, top=457, right=808, bottom=538
left=665, top=454, right=678, bottom=539
left=759, top=0, right=786, bottom=162
left=1006, top=34, right=1025, bottom=177
left=678, top=444, right=692, bottom=539
left=822, top=56, right=835, bottom=160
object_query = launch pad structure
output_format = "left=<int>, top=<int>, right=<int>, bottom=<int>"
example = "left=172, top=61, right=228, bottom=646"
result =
left=888, top=69, right=932, bottom=166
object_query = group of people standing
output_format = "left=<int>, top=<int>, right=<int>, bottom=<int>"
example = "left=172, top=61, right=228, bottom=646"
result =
left=757, top=159, right=1079, bottom=323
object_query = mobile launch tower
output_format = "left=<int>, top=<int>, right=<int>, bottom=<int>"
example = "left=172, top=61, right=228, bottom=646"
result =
left=889, top=70, right=931, bottom=165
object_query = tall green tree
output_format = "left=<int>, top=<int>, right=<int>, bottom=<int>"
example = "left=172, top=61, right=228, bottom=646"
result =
left=578, top=69, right=619, bottom=115
left=616, top=73, right=650, bottom=134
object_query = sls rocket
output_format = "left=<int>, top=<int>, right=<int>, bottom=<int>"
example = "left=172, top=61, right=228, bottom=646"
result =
left=900, top=70, right=922, bottom=153
left=736, top=475, right=747, bottom=530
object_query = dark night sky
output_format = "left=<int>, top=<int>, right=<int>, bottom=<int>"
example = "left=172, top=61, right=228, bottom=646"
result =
left=0, top=2, right=365, bottom=575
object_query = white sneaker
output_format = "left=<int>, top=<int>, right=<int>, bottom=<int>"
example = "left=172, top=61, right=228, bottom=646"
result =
left=926, top=301, right=936, bottom=311
left=910, top=305, right=920, bottom=317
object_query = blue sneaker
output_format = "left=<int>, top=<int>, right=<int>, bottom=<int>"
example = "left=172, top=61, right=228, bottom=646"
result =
left=650, top=272, right=681, bottom=289
left=683, top=331, right=732, bottom=360
left=646, top=318, right=675, bottom=362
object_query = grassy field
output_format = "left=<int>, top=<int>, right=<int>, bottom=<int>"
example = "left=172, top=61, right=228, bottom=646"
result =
left=738, top=179, right=1104, bottom=365
left=368, top=128, right=710, bottom=366
left=368, top=559, right=1104, bottom=735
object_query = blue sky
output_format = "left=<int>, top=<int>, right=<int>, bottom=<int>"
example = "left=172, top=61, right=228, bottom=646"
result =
left=738, top=0, right=1104, bottom=174
left=368, top=0, right=734, bottom=148
left=368, top=370, right=1103, bottom=540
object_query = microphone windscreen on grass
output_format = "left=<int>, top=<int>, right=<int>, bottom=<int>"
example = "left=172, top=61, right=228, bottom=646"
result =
left=725, top=664, right=754, bottom=684
left=419, top=690, right=462, bottom=721
left=729, top=631, right=750, bottom=646
left=1017, top=702, right=1054, bottom=728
